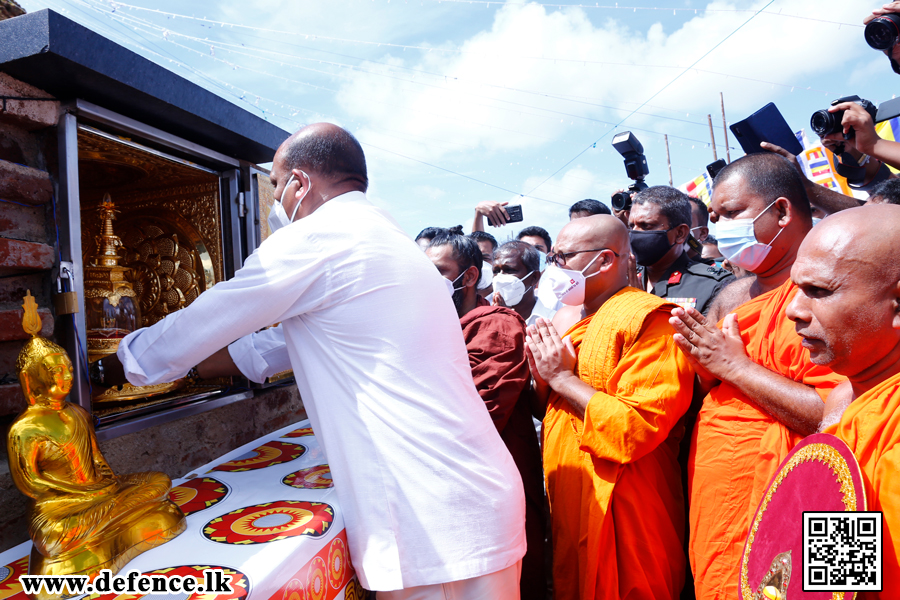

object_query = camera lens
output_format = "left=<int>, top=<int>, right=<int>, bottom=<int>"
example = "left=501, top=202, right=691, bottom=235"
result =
left=611, top=191, right=632, bottom=212
left=810, top=109, right=842, bottom=137
left=865, top=14, right=900, bottom=50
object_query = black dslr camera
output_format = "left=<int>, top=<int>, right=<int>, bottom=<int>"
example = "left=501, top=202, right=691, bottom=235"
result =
left=810, top=95, right=878, bottom=140
left=610, top=131, right=649, bottom=212
left=865, top=13, right=900, bottom=51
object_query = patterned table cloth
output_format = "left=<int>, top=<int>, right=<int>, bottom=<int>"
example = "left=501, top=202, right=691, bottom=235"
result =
left=0, top=420, right=368, bottom=600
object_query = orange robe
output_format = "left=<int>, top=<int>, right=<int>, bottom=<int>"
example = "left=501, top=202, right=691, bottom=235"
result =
left=543, top=287, right=693, bottom=600
left=689, top=280, right=845, bottom=600
left=827, top=370, right=900, bottom=597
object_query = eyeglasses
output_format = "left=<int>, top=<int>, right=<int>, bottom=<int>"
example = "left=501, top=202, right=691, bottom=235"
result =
left=546, top=247, right=618, bottom=267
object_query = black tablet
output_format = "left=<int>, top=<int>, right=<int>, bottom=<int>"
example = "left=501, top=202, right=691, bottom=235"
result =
left=730, top=102, right=804, bottom=157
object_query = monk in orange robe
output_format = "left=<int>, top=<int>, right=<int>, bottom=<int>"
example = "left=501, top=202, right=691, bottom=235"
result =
left=669, top=153, right=846, bottom=600
left=787, top=204, right=900, bottom=597
left=526, top=214, right=694, bottom=600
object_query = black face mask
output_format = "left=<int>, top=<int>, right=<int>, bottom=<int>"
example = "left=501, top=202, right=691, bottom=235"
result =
left=835, top=152, right=868, bottom=185
left=629, top=229, right=673, bottom=266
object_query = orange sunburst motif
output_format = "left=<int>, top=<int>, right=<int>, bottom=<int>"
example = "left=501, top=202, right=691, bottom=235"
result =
left=306, top=557, right=328, bottom=600
left=282, top=426, right=314, bottom=438
left=282, top=465, right=333, bottom=490
left=327, top=537, right=347, bottom=590
left=203, top=501, right=334, bottom=545
left=169, top=477, right=230, bottom=516
left=210, top=441, right=306, bottom=473
left=281, top=578, right=305, bottom=600
left=0, top=556, right=28, bottom=600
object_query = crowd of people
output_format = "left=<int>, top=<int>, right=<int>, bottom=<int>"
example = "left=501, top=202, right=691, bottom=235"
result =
left=83, top=4, right=900, bottom=599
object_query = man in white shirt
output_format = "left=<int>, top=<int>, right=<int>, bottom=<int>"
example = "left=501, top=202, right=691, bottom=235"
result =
left=93, top=123, right=526, bottom=599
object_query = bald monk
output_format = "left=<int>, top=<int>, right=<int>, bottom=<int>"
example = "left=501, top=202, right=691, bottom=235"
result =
left=787, top=205, right=900, bottom=596
left=527, top=215, right=694, bottom=600
left=669, top=153, right=846, bottom=600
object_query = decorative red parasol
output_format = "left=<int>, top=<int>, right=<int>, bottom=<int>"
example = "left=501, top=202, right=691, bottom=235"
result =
left=739, top=433, right=866, bottom=600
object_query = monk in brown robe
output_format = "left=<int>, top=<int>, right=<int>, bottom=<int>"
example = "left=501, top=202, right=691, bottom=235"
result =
left=786, top=204, right=900, bottom=597
left=526, top=215, right=693, bottom=600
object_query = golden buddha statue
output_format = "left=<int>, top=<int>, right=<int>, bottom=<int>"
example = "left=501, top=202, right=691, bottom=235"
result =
left=8, top=291, right=185, bottom=589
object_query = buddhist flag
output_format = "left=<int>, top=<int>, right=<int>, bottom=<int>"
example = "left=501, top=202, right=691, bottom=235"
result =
left=795, top=129, right=854, bottom=197
left=679, top=172, right=714, bottom=205
left=876, top=117, right=900, bottom=174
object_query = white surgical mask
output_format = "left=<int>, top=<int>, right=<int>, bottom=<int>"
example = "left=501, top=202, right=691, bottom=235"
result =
left=492, top=271, right=534, bottom=307
left=537, top=252, right=603, bottom=307
left=715, top=200, right=785, bottom=272
left=812, top=217, right=823, bottom=227
left=477, top=261, right=493, bottom=290
left=444, top=270, right=466, bottom=296
left=267, top=171, right=311, bottom=233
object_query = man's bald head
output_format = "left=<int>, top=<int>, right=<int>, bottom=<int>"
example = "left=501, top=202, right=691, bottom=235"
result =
left=278, top=123, right=368, bottom=190
left=787, top=205, right=900, bottom=382
left=557, top=214, right=630, bottom=256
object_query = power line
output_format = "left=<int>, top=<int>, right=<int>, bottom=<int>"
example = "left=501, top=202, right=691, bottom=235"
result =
left=524, top=0, right=776, bottom=196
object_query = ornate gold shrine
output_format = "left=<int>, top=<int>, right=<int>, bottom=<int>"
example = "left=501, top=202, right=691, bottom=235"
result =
left=77, top=127, right=228, bottom=413
left=9, top=292, right=186, bottom=598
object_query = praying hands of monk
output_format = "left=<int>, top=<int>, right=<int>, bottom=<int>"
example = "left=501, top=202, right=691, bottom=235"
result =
left=669, top=306, right=825, bottom=436
left=524, top=318, right=585, bottom=416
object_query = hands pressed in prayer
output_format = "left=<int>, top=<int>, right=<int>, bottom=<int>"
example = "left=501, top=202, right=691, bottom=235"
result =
left=669, top=306, right=749, bottom=388
left=525, top=318, right=577, bottom=391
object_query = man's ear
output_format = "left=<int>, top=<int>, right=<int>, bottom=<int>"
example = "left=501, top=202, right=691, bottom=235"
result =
left=776, top=197, right=793, bottom=227
left=892, top=279, right=900, bottom=331
left=463, top=265, right=481, bottom=289
left=672, top=223, right=690, bottom=245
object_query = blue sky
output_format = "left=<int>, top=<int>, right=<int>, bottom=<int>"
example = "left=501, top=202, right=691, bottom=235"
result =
left=18, top=0, right=897, bottom=243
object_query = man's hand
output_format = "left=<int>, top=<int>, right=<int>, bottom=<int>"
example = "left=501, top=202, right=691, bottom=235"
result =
left=865, top=2, right=900, bottom=24
left=492, top=290, right=508, bottom=308
left=525, top=318, right=577, bottom=390
left=830, top=102, right=881, bottom=156
left=627, top=252, right=642, bottom=289
left=760, top=141, right=805, bottom=177
left=475, top=201, right=510, bottom=227
left=670, top=307, right=749, bottom=384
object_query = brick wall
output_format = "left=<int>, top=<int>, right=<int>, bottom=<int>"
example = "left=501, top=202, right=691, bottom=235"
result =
left=0, top=70, right=307, bottom=553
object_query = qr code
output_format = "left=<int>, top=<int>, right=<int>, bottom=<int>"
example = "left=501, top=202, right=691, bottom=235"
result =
left=803, top=512, right=882, bottom=591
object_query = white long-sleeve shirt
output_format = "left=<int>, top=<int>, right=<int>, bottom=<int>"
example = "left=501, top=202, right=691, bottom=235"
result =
left=118, top=191, right=526, bottom=591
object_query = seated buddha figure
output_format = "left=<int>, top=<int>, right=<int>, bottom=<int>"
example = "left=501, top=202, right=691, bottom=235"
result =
left=7, top=292, right=185, bottom=580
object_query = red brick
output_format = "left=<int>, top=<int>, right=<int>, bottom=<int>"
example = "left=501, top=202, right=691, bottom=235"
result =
left=0, top=306, right=52, bottom=341
left=0, top=274, right=46, bottom=304
left=0, top=159, right=52, bottom=205
left=0, top=383, right=25, bottom=417
left=0, top=238, right=54, bottom=274
left=0, top=72, right=57, bottom=131
left=0, top=201, right=46, bottom=243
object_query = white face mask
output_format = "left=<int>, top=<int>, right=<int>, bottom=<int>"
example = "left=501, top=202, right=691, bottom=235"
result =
left=492, top=271, right=534, bottom=307
left=715, top=199, right=785, bottom=272
left=477, top=261, right=493, bottom=290
left=536, top=252, right=604, bottom=307
left=267, top=171, right=311, bottom=233
left=444, top=270, right=466, bottom=297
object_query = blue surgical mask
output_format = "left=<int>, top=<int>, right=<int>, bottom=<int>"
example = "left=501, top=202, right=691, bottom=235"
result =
left=812, top=217, right=823, bottom=227
left=538, top=252, right=547, bottom=272
left=715, top=200, right=785, bottom=272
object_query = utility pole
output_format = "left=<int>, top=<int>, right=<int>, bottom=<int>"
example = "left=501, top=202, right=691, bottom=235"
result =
left=707, top=114, right=718, bottom=161
left=664, top=134, right=673, bottom=186
left=721, top=92, right=731, bottom=163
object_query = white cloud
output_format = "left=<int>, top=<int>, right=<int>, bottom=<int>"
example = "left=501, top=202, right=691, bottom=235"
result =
left=335, top=0, right=865, bottom=163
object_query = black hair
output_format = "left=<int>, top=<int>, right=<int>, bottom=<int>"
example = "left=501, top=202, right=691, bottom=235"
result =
left=469, top=230, right=498, bottom=250
left=869, top=178, right=900, bottom=205
left=428, top=230, right=482, bottom=275
left=496, top=240, right=541, bottom=273
left=713, top=153, right=811, bottom=220
left=632, top=185, right=692, bottom=229
left=415, top=226, right=449, bottom=242
left=283, top=126, right=368, bottom=190
left=569, top=199, right=612, bottom=217
left=687, top=196, right=709, bottom=228
left=517, top=226, right=552, bottom=251
left=701, top=235, right=718, bottom=246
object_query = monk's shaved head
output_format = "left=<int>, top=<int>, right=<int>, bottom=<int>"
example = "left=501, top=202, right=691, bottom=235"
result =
left=787, top=205, right=900, bottom=383
left=556, top=214, right=630, bottom=256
